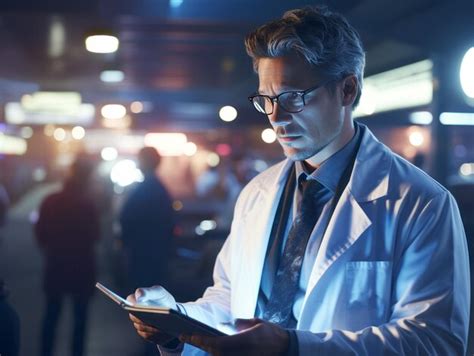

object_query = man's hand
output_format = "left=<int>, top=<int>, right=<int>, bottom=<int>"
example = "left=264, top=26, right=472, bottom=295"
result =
left=126, top=286, right=178, bottom=346
left=179, top=318, right=289, bottom=356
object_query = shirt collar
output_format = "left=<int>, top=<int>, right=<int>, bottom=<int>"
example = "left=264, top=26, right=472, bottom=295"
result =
left=295, top=123, right=361, bottom=193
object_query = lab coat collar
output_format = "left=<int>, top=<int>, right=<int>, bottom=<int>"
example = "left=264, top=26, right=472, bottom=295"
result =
left=349, top=124, right=392, bottom=202
left=256, top=123, right=392, bottom=204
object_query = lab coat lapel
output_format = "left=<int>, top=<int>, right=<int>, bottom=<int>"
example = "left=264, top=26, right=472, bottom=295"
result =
left=306, top=188, right=371, bottom=292
left=303, top=125, right=391, bottom=301
left=235, top=160, right=293, bottom=317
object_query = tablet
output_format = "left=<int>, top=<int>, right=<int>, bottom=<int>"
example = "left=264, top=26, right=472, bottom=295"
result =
left=96, top=282, right=227, bottom=338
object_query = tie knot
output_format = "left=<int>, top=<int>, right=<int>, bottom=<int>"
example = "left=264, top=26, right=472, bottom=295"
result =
left=300, top=177, right=325, bottom=196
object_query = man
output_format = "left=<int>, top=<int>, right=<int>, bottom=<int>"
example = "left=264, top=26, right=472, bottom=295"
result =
left=36, top=155, right=100, bottom=356
left=120, top=146, right=175, bottom=291
left=128, top=6, right=470, bottom=355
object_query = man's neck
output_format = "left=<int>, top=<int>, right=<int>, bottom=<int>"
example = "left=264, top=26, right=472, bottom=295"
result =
left=304, top=119, right=355, bottom=171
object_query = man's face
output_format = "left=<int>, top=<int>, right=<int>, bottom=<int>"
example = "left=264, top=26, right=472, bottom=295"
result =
left=257, top=55, right=346, bottom=162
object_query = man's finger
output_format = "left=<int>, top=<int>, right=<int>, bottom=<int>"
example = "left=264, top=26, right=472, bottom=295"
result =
left=129, top=314, right=160, bottom=332
left=126, top=293, right=137, bottom=304
left=234, top=318, right=262, bottom=331
left=133, top=322, right=159, bottom=333
left=134, top=288, right=145, bottom=301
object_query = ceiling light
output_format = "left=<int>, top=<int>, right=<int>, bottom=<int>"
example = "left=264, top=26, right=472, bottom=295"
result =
left=101, top=147, right=118, bottom=161
left=71, top=126, right=86, bottom=140
left=354, top=60, right=433, bottom=118
left=440, top=112, right=474, bottom=126
left=408, top=131, right=424, bottom=147
left=206, top=153, right=220, bottom=167
left=261, top=128, right=276, bottom=143
left=53, top=128, right=66, bottom=141
left=110, top=159, right=143, bottom=187
left=460, top=163, right=474, bottom=176
left=460, top=47, right=474, bottom=99
left=101, top=104, right=126, bottom=120
left=20, top=126, right=34, bottom=139
left=144, top=133, right=187, bottom=156
left=85, top=35, right=119, bottom=54
left=219, top=105, right=237, bottom=122
left=409, top=111, right=433, bottom=125
left=130, top=101, right=144, bottom=113
left=100, top=70, right=124, bottom=83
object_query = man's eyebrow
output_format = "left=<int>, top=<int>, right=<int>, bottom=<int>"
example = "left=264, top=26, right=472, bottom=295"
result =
left=257, top=85, right=300, bottom=95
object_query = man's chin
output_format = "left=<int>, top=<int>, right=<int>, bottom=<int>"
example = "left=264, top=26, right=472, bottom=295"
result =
left=283, top=148, right=313, bottom=162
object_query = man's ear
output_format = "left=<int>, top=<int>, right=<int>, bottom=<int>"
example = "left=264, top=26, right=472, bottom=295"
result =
left=341, top=75, right=358, bottom=107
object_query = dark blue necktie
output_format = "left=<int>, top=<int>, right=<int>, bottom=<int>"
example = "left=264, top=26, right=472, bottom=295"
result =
left=263, top=177, right=328, bottom=327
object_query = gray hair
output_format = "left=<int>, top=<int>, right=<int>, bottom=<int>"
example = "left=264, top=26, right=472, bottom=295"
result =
left=244, top=6, right=365, bottom=107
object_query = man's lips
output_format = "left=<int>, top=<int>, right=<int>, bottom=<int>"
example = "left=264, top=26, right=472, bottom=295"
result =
left=278, top=135, right=301, bottom=142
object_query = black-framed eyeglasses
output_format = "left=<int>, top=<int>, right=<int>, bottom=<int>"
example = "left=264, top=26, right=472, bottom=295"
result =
left=248, top=81, right=329, bottom=115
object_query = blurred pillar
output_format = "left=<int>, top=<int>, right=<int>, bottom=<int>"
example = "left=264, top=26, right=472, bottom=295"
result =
left=430, top=54, right=451, bottom=187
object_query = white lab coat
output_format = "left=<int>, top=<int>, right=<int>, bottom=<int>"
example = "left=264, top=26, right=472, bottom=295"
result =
left=166, top=125, right=470, bottom=355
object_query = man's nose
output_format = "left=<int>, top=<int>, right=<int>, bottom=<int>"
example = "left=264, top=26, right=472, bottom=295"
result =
left=268, top=102, right=291, bottom=127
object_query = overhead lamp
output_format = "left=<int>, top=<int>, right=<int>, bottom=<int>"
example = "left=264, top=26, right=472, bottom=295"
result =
left=48, top=17, right=65, bottom=58
left=460, top=163, right=474, bottom=176
left=409, top=111, right=433, bottom=125
left=144, top=133, right=187, bottom=156
left=85, top=34, right=119, bottom=54
left=20, top=126, right=34, bottom=139
left=130, top=101, right=144, bottom=113
left=100, top=70, right=124, bottom=83
left=0, top=134, right=27, bottom=155
left=440, top=112, right=474, bottom=126
left=101, top=104, right=126, bottom=120
left=71, top=126, right=86, bottom=140
left=53, top=127, right=66, bottom=141
left=110, top=159, right=143, bottom=187
left=408, top=131, right=424, bottom=147
left=460, top=47, right=474, bottom=99
left=261, top=128, right=276, bottom=143
left=101, top=147, right=118, bottom=161
left=219, top=105, right=237, bottom=122
left=354, top=60, right=433, bottom=118
left=206, top=153, right=220, bottom=167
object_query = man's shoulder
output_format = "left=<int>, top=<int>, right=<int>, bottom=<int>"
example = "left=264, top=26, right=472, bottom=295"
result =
left=244, top=159, right=287, bottom=189
left=358, top=125, right=447, bottom=201
left=386, top=149, right=447, bottom=200
left=235, top=159, right=288, bottom=205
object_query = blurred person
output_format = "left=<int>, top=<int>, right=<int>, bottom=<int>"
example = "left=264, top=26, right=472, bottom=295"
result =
left=119, top=146, right=175, bottom=291
left=0, top=182, right=9, bottom=242
left=126, top=6, right=469, bottom=355
left=0, top=279, right=20, bottom=356
left=119, top=146, right=176, bottom=356
left=195, top=166, right=220, bottom=198
left=35, top=155, right=100, bottom=356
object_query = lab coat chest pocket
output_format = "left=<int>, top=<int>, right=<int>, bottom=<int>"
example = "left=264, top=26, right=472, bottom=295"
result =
left=343, top=261, right=391, bottom=329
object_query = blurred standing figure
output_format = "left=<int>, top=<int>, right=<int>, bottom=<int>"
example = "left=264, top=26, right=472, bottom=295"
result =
left=35, top=156, right=100, bottom=356
left=0, top=183, right=9, bottom=242
left=119, top=147, right=175, bottom=291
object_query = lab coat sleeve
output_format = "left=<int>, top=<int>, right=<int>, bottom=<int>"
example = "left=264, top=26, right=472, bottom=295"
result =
left=181, top=235, right=233, bottom=326
left=157, top=218, right=236, bottom=356
left=297, top=191, right=470, bottom=355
